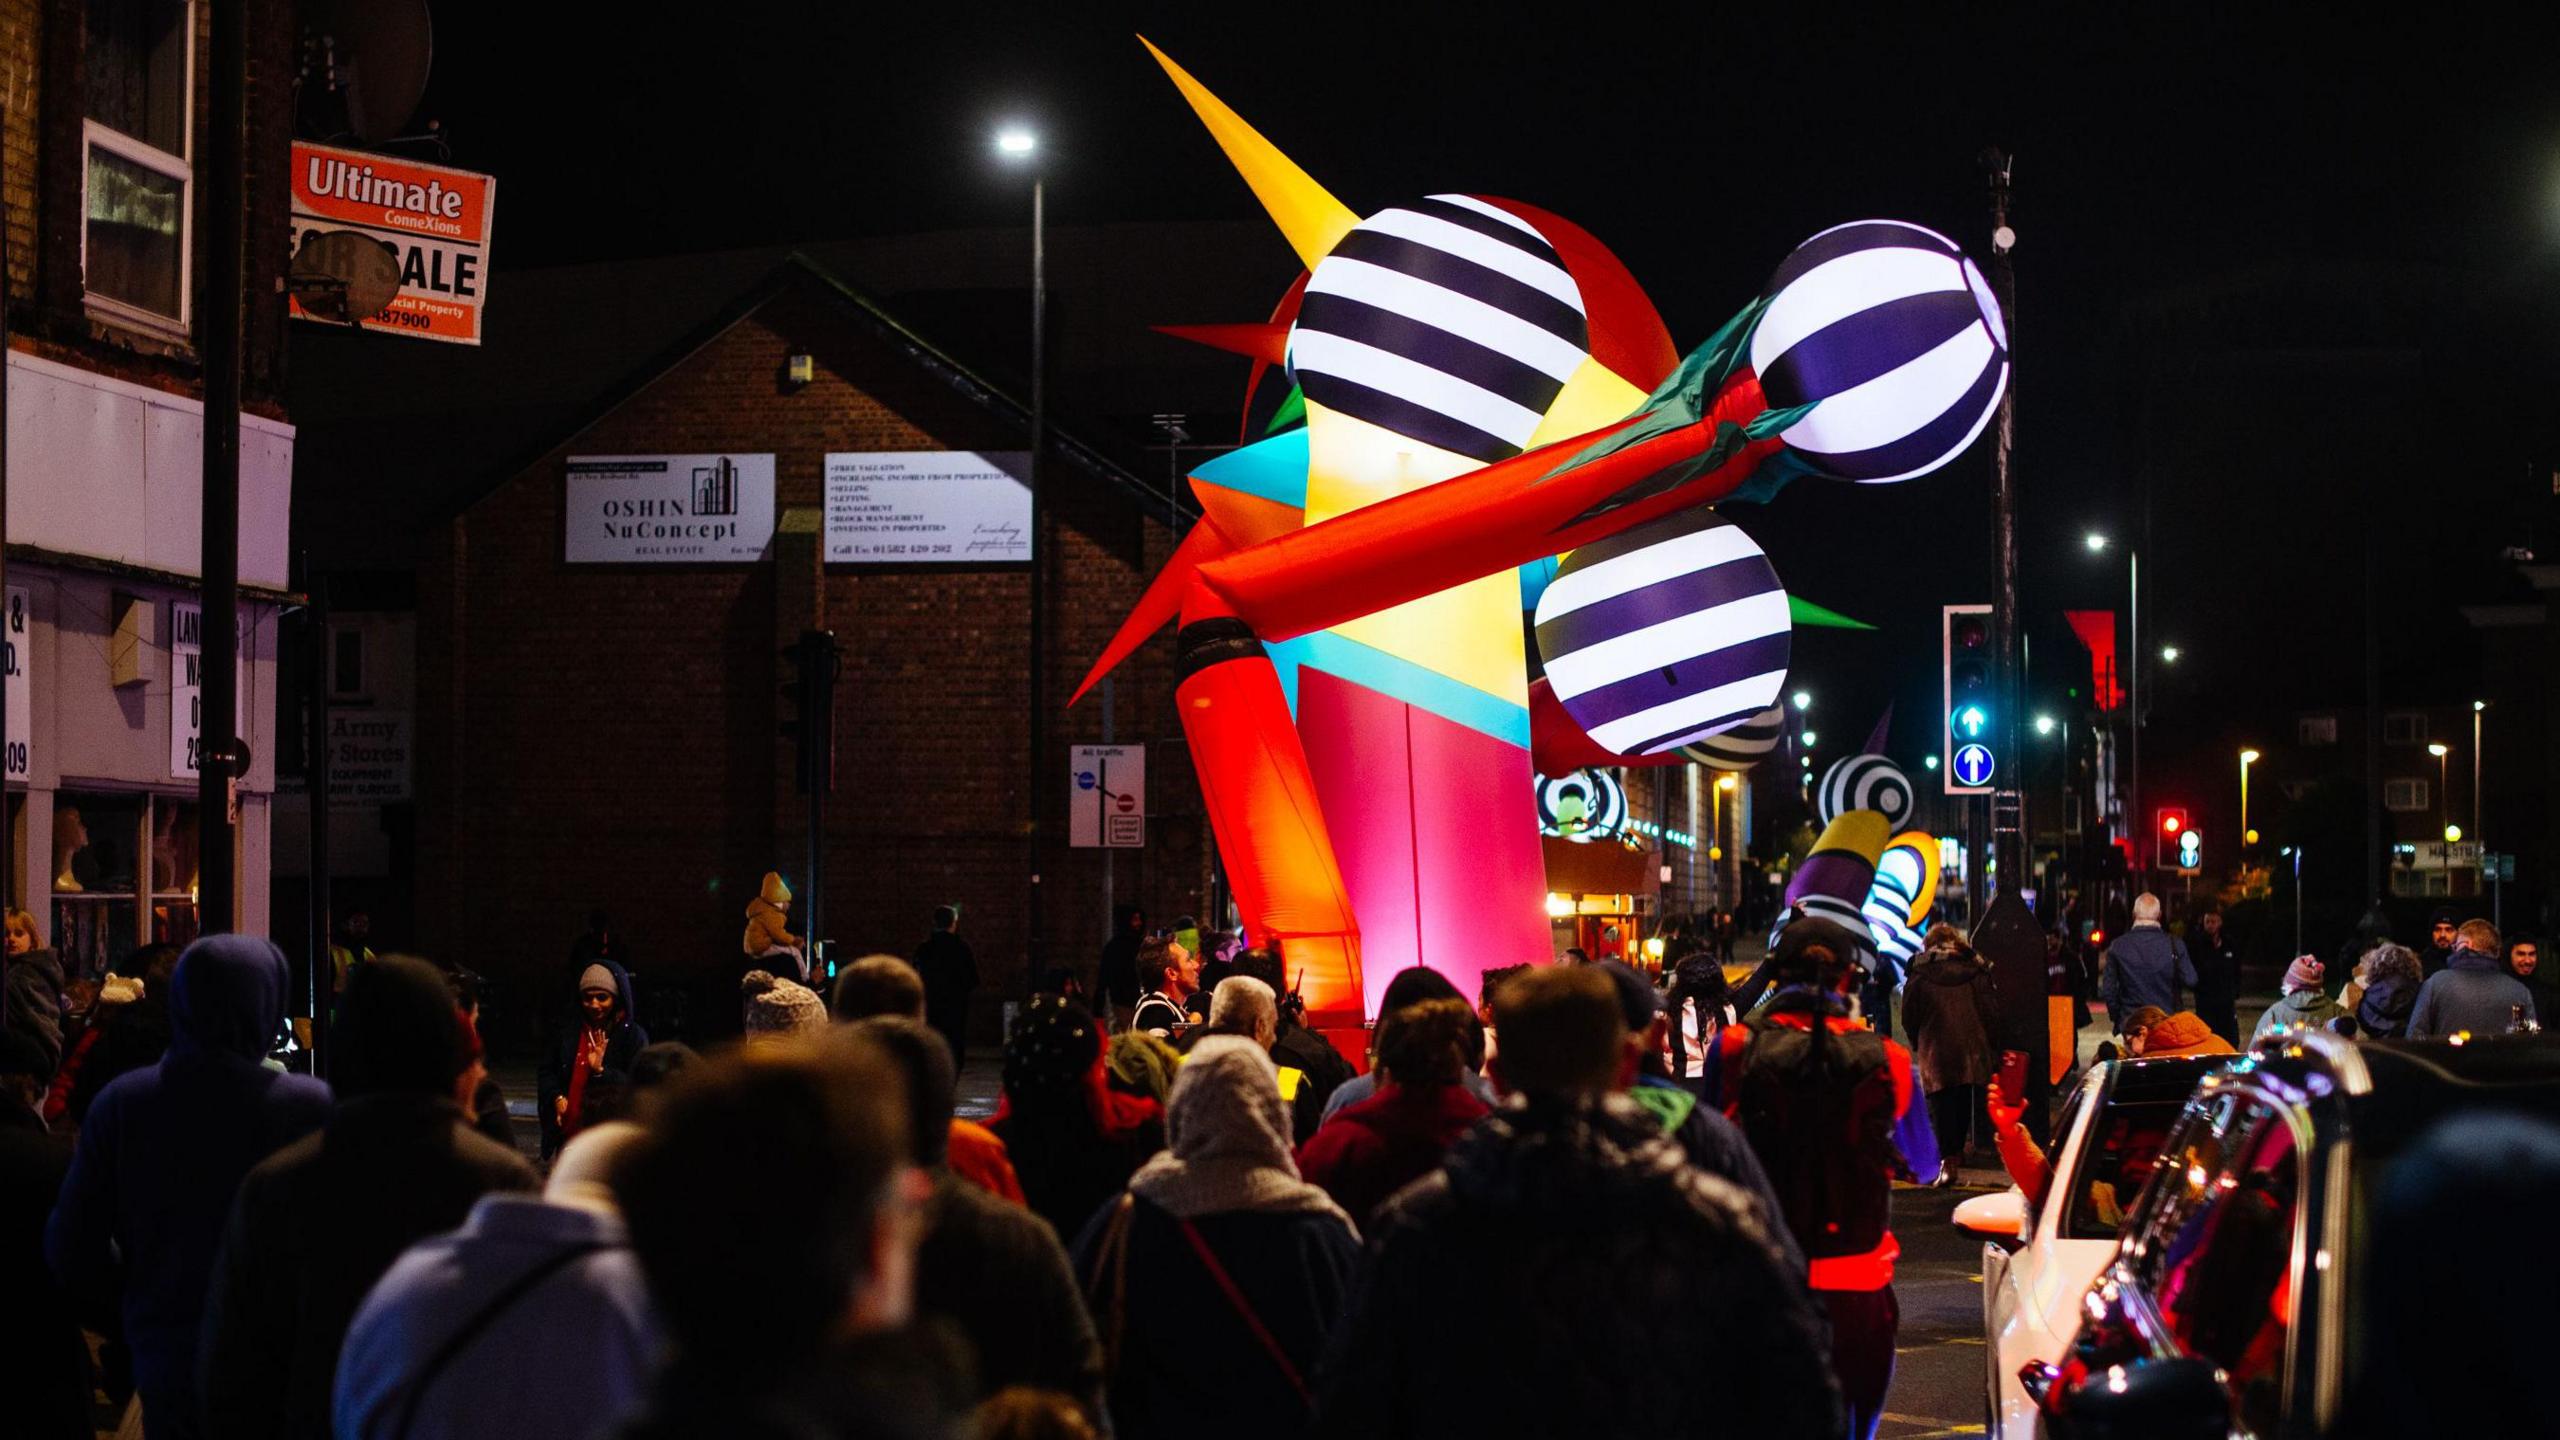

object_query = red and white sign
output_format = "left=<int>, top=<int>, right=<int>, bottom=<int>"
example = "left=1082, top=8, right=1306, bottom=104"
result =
left=289, top=142, right=497, bottom=345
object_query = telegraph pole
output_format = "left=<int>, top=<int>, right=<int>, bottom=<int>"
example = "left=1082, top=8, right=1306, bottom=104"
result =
left=199, top=0, right=247, bottom=931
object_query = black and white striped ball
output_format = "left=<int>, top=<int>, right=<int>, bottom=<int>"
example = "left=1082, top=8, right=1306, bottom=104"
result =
left=1534, top=506, right=1790, bottom=758
left=1290, top=194, right=1589, bottom=465
left=1676, top=703, right=1784, bottom=771
left=1750, top=220, right=2008, bottom=483
left=1534, top=768, right=1627, bottom=843
left=1817, top=753, right=1915, bottom=831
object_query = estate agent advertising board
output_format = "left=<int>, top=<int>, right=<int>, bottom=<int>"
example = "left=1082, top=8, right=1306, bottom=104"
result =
left=564, top=455, right=778, bottom=564
left=289, top=141, right=498, bottom=344
left=825, top=451, right=1033, bottom=563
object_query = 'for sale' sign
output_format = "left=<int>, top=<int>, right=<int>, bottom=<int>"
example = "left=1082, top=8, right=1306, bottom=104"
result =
left=290, top=142, right=497, bottom=345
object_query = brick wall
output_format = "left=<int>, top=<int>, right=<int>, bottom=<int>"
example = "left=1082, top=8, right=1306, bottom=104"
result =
left=416, top=270, right=1206, bottom=1042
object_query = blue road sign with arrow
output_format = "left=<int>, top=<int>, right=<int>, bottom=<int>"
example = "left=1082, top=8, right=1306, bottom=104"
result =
left=1952, top=743, right=1996, bottom=788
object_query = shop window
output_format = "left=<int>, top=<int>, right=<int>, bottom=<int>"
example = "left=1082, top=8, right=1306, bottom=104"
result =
left=2383, top=778, right=2428, bottom=812
left=83, top=0, right=193, bottom=328
left=150, top=799, right=200, bottom=947
left=51, top=792, right=144, bottom=983
left=331, top=628, right=365, bottom=697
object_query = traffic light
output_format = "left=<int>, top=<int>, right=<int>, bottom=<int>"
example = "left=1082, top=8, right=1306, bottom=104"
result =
left=1942, top=603, right=1995, bottom=793
left=2177, top=827, right=2202, bottom=872
left=2156, top=806, right=2188, bottom=841
left=781, top=629, right=840, bottom=795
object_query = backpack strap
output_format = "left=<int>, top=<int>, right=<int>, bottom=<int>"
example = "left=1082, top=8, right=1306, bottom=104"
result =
left=1176, top=1215, right=1311, bottom=1405
left=388, top=1240, right=615, bottom=1440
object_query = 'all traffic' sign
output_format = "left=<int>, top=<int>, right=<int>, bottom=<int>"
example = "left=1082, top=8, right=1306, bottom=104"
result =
left=1952, top=743, right=1996, bottom=788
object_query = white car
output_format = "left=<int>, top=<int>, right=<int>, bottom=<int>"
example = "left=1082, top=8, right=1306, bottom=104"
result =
left=1960, top=1054, right=2227, bottom=1438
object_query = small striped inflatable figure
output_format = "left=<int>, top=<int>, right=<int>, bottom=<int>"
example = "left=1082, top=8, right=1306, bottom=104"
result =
left=1079, top=41, right=2006, bottom=1026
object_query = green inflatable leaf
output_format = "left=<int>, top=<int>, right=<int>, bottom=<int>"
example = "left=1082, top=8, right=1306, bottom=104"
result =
left=1790, top=596, right=1875, bottom=631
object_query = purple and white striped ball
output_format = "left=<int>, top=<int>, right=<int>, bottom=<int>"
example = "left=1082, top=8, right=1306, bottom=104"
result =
left=1675, top=702, right=1784, bottom=771
left=1533, top=506, right=1790, bottom=757
left=1751, top=219, right=2009, bottom=484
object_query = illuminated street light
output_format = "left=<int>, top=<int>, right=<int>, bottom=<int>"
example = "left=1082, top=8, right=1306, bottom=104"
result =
left=2239, top=748, right=2260, bottom=850
left=994, top=127, right=1039, bottom=157
left=1923, top=755, right=1940, bottom=771
left=2445, top=824, right=2464, bottom=843
left=1717, top=774, right=1737, bottom=792
left=2084, top=532, right=2109, bottom=552
left=1801, top=731, right=1817, bottom=747
left=1791, top=690, right=1812, bottom=711
left=2033, top=714, right=2056, bottom=736
left=2159, top=645, right=2180, bottom=663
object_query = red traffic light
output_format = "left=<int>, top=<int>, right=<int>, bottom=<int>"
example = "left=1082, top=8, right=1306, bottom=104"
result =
left=2156, top=806, right=2188, bottom=837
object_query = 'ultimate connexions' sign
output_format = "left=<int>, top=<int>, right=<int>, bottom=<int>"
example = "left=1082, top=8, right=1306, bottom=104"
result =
left=290, top=141, right=497, bottom=344
left=565, top=455, right=776, bottom=564
left=825, top=451, right=1032, bottom=563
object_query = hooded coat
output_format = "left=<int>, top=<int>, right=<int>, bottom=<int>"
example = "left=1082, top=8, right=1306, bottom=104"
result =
left=742, top=871, right=802, bottom=959
left=1899, top=948, right=1996, bottom=1092
left=2134, top=1010, right=2237, bottom=1059
left=2409, top=947, right=2537, bottom=1040
left=1, top=944, right=66, bottom=1072
left=989, top=997, right=1164, bottom=1238
left=538, top=958, right=647, bottom=1159
left=45, top=935, right=333, bottom=1437
left=198, top=956, right=538, bottom=1440
left=2354, top=970, right=2421, bottom=1041
left=2252, top=986, right=2346, bottom=1042
left=1311, top=1094, right=1843, bottom=1439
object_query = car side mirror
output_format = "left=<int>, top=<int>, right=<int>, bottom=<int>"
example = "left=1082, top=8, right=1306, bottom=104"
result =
left=1953, top=1187, right=2025, bottom=1238
left=2047, top=1357, right=2231, bottom=1440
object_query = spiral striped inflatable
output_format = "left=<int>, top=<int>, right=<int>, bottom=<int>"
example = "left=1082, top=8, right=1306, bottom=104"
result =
left=1533, top=507, right=1790, bottom=757
left=1675, top=703, right=1785, bottom=771
left=1289, top=195, right=1589, bottom=465
left=1751, top=220, right=2008, bottom=484
left=1535, top=768, right=1626, bottom=843
left=1817, top=753, right=1915, bottom=831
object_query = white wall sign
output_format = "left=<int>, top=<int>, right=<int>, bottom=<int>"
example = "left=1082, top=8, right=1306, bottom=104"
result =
left=169, top=601, right=247, bottom=780
left=565, top=454, right=776, bottom=563
left=3, top=586, right=28, bottom=782
left=825, top=451, right=1031, bottom=563
left=1070, top=744, right=1145, bottom=849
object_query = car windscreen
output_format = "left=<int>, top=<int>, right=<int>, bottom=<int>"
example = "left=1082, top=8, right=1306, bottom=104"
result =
left=2065, top=1099, right=2183, bottom=1240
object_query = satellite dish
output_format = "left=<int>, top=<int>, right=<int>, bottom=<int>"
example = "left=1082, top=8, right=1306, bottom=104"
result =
left=308, top=0, right=432, bottom=144
left=290, top=229, right=403, bottom=324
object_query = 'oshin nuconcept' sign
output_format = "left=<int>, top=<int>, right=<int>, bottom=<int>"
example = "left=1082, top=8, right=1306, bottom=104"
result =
left=564, top=456, right=777, bottom=564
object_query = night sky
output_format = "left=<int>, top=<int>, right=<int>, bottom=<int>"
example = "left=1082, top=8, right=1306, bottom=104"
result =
left=412, top=3, right=2560, bottom=810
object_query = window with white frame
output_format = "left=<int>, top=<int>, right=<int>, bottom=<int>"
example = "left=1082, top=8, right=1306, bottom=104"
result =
left=2383, top=777, right=2429, bottom=812
left=83, top=0, right=193, bottom=327
left=2297, top=715, right=2338, bottom=745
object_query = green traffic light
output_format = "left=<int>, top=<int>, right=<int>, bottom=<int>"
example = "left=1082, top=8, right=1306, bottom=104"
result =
left=1950, top=705, right=1990, bottom=739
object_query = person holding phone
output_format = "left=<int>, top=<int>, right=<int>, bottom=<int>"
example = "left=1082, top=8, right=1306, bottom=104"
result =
left=1900, top=924, right=1997, bottom=1187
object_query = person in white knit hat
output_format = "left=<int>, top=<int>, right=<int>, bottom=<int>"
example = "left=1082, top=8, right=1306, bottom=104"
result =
left=741, top=970, right=827, bottom=1045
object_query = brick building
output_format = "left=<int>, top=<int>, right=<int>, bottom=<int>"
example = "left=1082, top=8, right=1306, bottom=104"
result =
left=0, top=0, right=301, bottom=977
left=361, top=253, right=1211, bottom=1042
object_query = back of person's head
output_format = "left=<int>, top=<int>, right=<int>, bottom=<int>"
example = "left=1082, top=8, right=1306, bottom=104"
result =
left=1003, top=995, right=1104, bottom=1110
left=1489, top=966, right=1627, bottom=1100
left=932, top=905, right=958, bottom=931
left=114, top=940, right=180, bottom=981
left=628, top=1041, right=699, bottom=1095
left=1593, top=960, right=1661, bottom=1034
left=2120, top=1005, right=2170, bottom=1035
left=1232, top=948, right=1285, bottom=993
left=1920, top=923, right=1970, bottom=953
left=334, top=954, right=472, bottom=1099
left=1207, top=975, right=1276, bottom=1042
left=1375, top=998, right=1471, bottom=1088
left=547, top=1119, right=647, bottom=1215
left=742, top=970, right=828, bottom=1041
left=2458, top=919, right=2501, bottom=955
left=0, top=1026, right=53, bottom=1105
left=1379, top=964, right=1467, bottom=1014
left=2131, top=892, right=2162, bottom=924
left=615, top=1040, right=911, bottom=1372
left=168, top=932, right=291, bottom=1060
left=1479, top=963, right=1532, bottom=1012
left=1770, top=917, right=1865, bottom=993
left=2365, top=944, right=2422, bottom=987
left=1163, top=1035, right=1288, bottom=1162
left=974, top=1386, right=1099, bottom=1440
left=844, top=1017, right=956, bottom=1169
left=1106, top=1030, right=1181, bottom=1105
left=832, top=954, right=926, bottom=1021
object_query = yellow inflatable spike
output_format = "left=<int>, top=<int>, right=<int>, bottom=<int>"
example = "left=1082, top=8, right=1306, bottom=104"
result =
left=1139, top=36, right=1360, bottom=270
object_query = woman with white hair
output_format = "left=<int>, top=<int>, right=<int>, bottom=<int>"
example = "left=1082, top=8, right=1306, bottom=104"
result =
left=1071, top=1036, right=1359, bottom=1440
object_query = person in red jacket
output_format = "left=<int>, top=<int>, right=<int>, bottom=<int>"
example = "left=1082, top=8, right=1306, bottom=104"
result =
left=1705, top=914, right=1937, bottom=1440
left=1296, top=997, right=1487, bottom=1227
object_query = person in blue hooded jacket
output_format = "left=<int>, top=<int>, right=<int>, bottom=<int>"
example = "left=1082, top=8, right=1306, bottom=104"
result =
left=539, top=960, right=647, bottom=1160
left=45, top=934, right=332, bottom=1440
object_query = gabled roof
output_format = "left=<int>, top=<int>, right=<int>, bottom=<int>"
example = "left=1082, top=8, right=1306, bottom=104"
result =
left=292, top=236, right=1248, bottom=570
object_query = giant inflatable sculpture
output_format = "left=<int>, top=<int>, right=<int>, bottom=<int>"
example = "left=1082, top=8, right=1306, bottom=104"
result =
left=1079, top=41, right=2008, bottom=1024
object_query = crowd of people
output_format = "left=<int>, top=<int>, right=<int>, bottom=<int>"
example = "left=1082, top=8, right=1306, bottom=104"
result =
left=7, top=880, right=2553, bottom=1440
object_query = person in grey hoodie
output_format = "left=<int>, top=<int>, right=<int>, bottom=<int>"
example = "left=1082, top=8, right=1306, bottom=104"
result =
left=2098, top=893, right=2195, bottom=1031
left=2252, top=956, right=2346, bottom=1042
left=2409, top=920, right=2536, bottom=1039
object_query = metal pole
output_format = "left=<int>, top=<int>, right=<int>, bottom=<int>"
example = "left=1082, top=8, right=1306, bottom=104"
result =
left=304, top=569, right=330, bottom=1077
left=2129, top=548, right=2140, bottom=876
left=1983, top=150, right=2024, bottom=894
left=2293, top=849, right=2303, bottom=958
left=1025, top=176, right=1047, bottom=990
left=2473, top=704, right=2483, bottom=846
left=198, top=0, right=246, bottom=933
left=0, top=94, right=12, bottom=914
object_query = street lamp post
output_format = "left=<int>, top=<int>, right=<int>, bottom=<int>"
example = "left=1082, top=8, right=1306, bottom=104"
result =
left=2472, top=700, right=2485, bottom=846
left=2428, top=743, right=2449, bottom=838
left=2086, top=533, right=2140, bottom=872
left=1713, top=773, right=1737, bottom=910
left=998, top=125, right=1047, bottom=984
left=2239, top=749, right=2260, bottom=853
